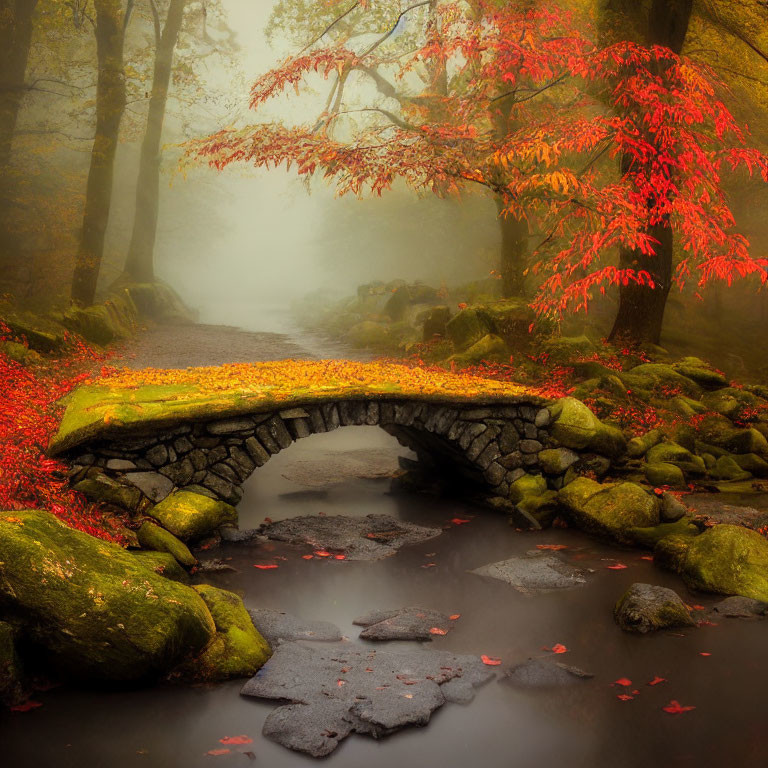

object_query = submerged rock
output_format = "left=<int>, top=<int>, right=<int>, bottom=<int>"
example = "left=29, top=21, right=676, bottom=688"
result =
left=471, top=552, right=588, bottom=593
left=240, top=641, right=494, bottom=757
left=655, top=525, right=768, bottom=602
left=0, top=510, right=215, bottom=682
left=503, top=658, right=594, bottom=688
left=262, top=513, right=441, bottom=561
left=353, top=607, right=453, bottom=641
left=248, top=609, right=343, bottom=647
left=613, top=583, right=695, bottom=633
left=147, top=490, right=237, bottom=541
left=712, top=596, right=768, bottom=619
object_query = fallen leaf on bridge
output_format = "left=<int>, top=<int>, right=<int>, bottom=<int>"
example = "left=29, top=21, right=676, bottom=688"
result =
left=301, top=554, right=314, bottom=560
left=314, top=550, right=331, bottom=557
left=616, top=694, right=634, bottom=701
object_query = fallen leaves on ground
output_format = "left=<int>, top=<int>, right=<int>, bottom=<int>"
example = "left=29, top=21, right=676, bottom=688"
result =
left=616, top=694, right=634, bottom=701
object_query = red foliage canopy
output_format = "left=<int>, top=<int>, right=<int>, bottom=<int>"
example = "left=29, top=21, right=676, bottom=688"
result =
left=188, top=0, right=768, bottom=318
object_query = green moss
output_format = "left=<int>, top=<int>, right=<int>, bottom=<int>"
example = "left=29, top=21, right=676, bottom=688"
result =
left=72, top=474, right=143, bottom=511
left=613, top=583, right=696, bottom=633
left=549, top=397, right=626, bottom=457
left=673, top=358, right=728, bottom=388
left=186, top=585, right=271, bottom=682
left=646, top=442, right=706, bottom=475
left=450, top=333, right=509, bottom=366
left=657, top=525, right=768, bottom=601
left=627, top=363, right=703, bottom=397
left=137, top=521, right=197, bottom=568
left=541, top=334, right=595, bottom=361
left=128, top=550, right=189, bottom=583
left=445, top=308, right=491, bottom=350
left=148, top=491, right=237, bottom=541
left=345, top=321, right=392, bottom=350
left=0, top=510, right=215, bottom=682
left=558, top=478, right=660, bottom=541
left=0, top=341, right=43, bottom=366
left=644, top=461, right=686, bottom=488
left=626, top=518, right=700, bottom=548
left=712, top=455, right=752, bottom=481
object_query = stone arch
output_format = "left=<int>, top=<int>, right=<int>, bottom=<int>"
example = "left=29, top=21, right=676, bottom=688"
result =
left=65, top=397, right=552, bottom=509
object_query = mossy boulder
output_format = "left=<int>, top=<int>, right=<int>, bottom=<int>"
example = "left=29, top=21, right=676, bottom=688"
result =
left=62, top=303, right=133, bottom=346
left=627, top=428, right=664, bottom=459
left=614, top=583, right=696, bottom=633
left=509, top=473, right=548, bottom=503
left=644, top=461, right=686, bottom=488
left=345, top=321, right=391, bottom=350
left=655, top=524, right=768, bottom=601
left=147, top=490, right=237, bottom=541
left=0, top=309, right=66, bottom=353
left=732, top=453, right=768, bottom=477
left=0, top=621, right=25, bottom=706
left=0, top=510, right=215, bottom=682
left=712, top=455, right=752, bottom=481
left=515, top=490, right=560, bottom=528
left=186, top=585, right=271, bottom=682
left=72, top=474, right=143, bottom=512
left=646, top=442, right=706, bottom=475
left=701, top=388, right=759, bottom=421
left=128, top=550, right=189, bottom=583
left=549, top=397, right=626, bottom=458
left=558, top=478, right=660, bottom=541
left=450, top=333, right=509, bottom=366
left=626, top=518, right=700, bottom=548
left=541, top=334, right=595, bottom=361
left=538, top=447, right=579, bottom=475
left=422, top=306, right=451, bottom=341
left=696, top=415, right=768, bottom=455
left=670, top=396, right=707, bottom=418
left=673, top=358, right=728, bottom=389
left=137, top=521, right=196, bottom=568
left=445, top=308, right=491, bottom=351
left=0, top=341, right=42, bottom=366
left=627, top=363, right=702, bottom=397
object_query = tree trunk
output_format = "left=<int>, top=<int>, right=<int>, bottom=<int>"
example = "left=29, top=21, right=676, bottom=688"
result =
left=608, top=0, right=693, bottom=345
left=71, top=0, right=126, bottom=307
left=0, top=0, right=37, bottom=167
left=123, top=0, right=186, bottom=283
left=495, top=196, right=527, bottom=298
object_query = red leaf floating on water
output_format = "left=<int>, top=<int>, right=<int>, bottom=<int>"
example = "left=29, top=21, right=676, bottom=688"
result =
left=220, top=735, right=253, bottom=745
left=606, top=563, right=628, bottom=570
left=206, top=748, right=231, bottom=756
left=421, top=563, right=437, bottom=568
left=10, top=700, right=42, bottom=713
left=548, top=643, right=568, bottom=654
left=647, top=676, right=667, bottom=686
left=616, top=694, right=634, bottom=701
left=263, top=517, right=273, bottom=524
left=640, top=555, right=654, bottom=561
left=314, top=550, right=331, bottom=557
left=690, top=605, right=706, bottom=611
left=449, top=614, right=461, bottom=620
left=253, top=564, right=278, bottom=569
left=663, top=700, right=696, bottom=714
left=301, top=554, right=314, bottom=560
left=612, top=678, right=632, bottom=687
left=481, top=655, right=502, bottom=666
left=699, top=652, right=712, bottom=656
left=334, top=554, right=346, bottom=560
left=451, top=518, right=470, bottom=525
left=429, top=627, right=448, bottom=635
left=536, top=544, right=568, bottom=551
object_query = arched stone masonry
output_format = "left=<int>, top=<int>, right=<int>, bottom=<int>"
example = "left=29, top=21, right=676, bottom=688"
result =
left=65, top=398, right=552, bottom=508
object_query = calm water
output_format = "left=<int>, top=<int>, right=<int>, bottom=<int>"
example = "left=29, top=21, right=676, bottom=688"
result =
left=2, top=321, right=767, bottom=767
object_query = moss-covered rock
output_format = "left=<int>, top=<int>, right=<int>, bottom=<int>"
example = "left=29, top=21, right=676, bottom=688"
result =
left=732, top=452, right=768, bottom=477
left=509, top=473, right=547, bottom=503
left=673, top=358, right=728, bottom=389
left=137, top=521, right=197, bottom=568
left=0, top=341, right=43, bottom=366
left=626, top=518, right=700, bottom=548
left=645, top=442, right=706, bottom=475
left=558, top=478, right=660, bottom=541
left=450, top=333, right=508, bottom=366
left=148, top=490, right=237, bottom=541
left=644, top=461, right=686, bottom=488
left=422, top=306, right=451, bottom=341
left=515, top=490, right=560, bottom=528
left=541, top=334, right=595, bottom=361
left=670, top=396, right=707, bottom=418
left=696, top=415, right=768, bottom=456
left=128, top=550, right=189, bottom=583
left=72, top=474, right=143, bottom=512
left=185, top=586, right=271, bottom=682
left=627, top=428, right=664, bottom=459
left=62, top=303, right=133, bottom=346
left=701, top=388, right=759, bottom=421
left=538, top=447, right=579, bottom=475
left=445, top=308, right=491, bottom=351
left=0, top=621, right=25, bottom=706
left=0, top=309, right=67, bottom=353
left=549, top=397, right=626, bottom=458
left=344, top=321, right=391, bottom=350
left=614, top=583, right=696, bottom=633
left=712, top=455, right=752, bottom=481
left=627, top=363, right=702, bottom=397
left=0, top=510, right=215, bottom=682
left=655, top=524, right=768, bottom=601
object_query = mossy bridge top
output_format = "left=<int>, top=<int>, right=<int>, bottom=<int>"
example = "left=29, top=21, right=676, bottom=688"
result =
left=49, top=360, right=610, bottom=511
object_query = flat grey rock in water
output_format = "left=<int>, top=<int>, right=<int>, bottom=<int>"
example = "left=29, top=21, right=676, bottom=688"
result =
left=353, top=606, right=453, bottom=641
left=503, top=658, right=594, bottom=688
left=249, top=608, right=343, bottom=646
left=241, top=641, right=494, bottom=757
left=712, top=595, right=768, bottom=618
left=262, top=513, right=442, bottom=561
left=219, top=525, right=262, bottom=543
left=471, top=552, right=588, bottom=593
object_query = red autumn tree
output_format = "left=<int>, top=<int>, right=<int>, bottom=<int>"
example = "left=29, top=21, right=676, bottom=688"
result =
left=188, top=0, right=768, bottom=346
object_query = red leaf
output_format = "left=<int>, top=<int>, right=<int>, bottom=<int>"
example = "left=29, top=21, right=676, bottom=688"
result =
left=612, top=678, right=632, bottom=687
left=699, top=652, right=712, bottom=657
left=334, top=554, right=346, bottom=560
left=429, top=627, right=448, bottom=635
left=549, top=643, right=568, bottom=654
left=301, top=554, right=314, bottom=560
left=449, top=614, right=461, bottom=620
left=206, top=748, right=231, bottom=756
left=606, top=563, right=627, bottom=570
left=647, top=676, right=667, bottom=686
left=451, top=518, right=471, bottom=525
left=10, top=700, right=43, bottom=713
left=662, top=700, right=696, bottom=714
left=481, top=655, right=502, bottom=666
left=640, top=555, right=654, bottom=561
left=421, top=562, right=437, bottom=568
left=253, top=564, right=278, bottom=569
left=536, top=544, right=568, bottom=551
left=314, top=550, right=331, bottom=557
left=616, top=694, right=634, bottom=701
left=220, top=735, right=253, bottom=745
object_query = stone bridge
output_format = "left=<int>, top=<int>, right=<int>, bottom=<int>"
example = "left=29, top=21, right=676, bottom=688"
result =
left=49, top=361, right=621, bottom=515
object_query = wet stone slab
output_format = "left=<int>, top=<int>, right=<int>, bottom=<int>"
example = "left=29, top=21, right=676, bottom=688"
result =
left=249, top=608, right=343, bottom=647
left=261, top=513, right=442, bottom=561
left=503, top=658, right=594, bottom=688
left=240, top=641, right=494, bottom=757
left=471, top=551, right=588, bottom=593
left=353, top=607, right=453, bottom=641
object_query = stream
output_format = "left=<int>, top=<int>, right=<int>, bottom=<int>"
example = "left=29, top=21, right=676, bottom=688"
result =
left=2, top=309, right=767, bottom=767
